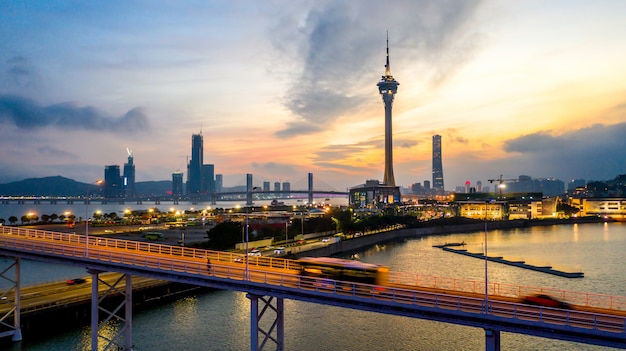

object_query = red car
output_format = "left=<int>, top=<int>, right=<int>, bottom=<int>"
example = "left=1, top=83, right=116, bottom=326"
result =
left=522, top=294, right=571, bottom=309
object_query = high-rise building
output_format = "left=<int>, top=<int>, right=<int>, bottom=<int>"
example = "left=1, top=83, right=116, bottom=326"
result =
left=172, top=172, right=184, bottom=197
left=263, top=181, right=270, bottom=192
left=432, top=135, right=444, bottom=191
left=377, top=35, right=400, bottom=187
left=274, top=182, right=281, bottom=192
left=202, top=164, right=215, bottom=194
left=282, top=182, right=290, bottom=193
left=187, top=133, right=203, bottom=195
left=104, top=165, right=123, bottom=198
left=215, top=174, right=223, bottom=193
left=123, top=148, right=135, bottom=198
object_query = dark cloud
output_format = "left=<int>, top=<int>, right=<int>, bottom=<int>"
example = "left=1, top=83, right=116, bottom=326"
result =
left=0, top=95, right=149, bottom=132
left=272, top=0, right=483, bottom=138
left=502, top=123, right=626, bottom=181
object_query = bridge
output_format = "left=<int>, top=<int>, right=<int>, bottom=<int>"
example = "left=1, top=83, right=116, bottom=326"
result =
left=0, top=226, right=625, bottom=351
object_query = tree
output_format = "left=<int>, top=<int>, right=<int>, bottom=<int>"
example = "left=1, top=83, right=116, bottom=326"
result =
left=8, top=216, right=18, bottom=225
left=50, top=213, right=59, bottom=222
left=41, top=214, right=50, bottom=223
left=0, top=218, right=5, bottom=225
left=204, top=221, right=243, bottom=250
left=21, top=215, right=29, bottom=224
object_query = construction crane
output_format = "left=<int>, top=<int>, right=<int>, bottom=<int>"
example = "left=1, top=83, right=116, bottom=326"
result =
left=488, top=174, right=517, bottom=197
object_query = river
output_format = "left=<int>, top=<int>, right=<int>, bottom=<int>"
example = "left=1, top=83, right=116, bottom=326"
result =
left=0, top=222, right=624, bottom=350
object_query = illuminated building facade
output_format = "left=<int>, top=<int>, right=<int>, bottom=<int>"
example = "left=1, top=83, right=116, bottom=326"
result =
left=432, top=135, right=444, bottom=192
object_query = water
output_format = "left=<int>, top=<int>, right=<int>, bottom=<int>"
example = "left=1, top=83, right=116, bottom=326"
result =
left=1, top=222, right=625, bottom=350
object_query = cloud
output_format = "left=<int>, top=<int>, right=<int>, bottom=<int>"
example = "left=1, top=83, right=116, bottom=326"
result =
left=502, top=123, right=626, bottom=181
left=0, top=95, right=149, bottom=132
left=271, top=0, right=484, bottom=138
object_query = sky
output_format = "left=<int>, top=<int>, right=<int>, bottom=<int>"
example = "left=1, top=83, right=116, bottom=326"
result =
left=1, top=0, right=625, bottom=192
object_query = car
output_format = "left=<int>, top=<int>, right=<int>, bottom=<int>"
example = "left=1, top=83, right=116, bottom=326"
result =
left=522, top=294, right=571, bottom=309
left=273, top=247, right=286, bottom=255
left=322, top=238, right=330, bottom=243
left=247, top=249, right=262, bottom=257
left=66, top=278, right=87, bottom=285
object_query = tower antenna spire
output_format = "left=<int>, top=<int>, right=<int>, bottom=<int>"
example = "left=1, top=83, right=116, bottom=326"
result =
left=385, top=31, right=391, bottom=76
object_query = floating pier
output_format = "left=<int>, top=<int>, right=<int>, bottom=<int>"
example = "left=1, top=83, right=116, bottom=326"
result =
left=438, top=247, right=584, bottom=278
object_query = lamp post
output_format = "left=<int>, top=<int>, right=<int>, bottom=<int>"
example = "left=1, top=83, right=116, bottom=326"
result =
left=85, top=180, right=103, bottom=256
left=484, top=200, right=490, bottom=313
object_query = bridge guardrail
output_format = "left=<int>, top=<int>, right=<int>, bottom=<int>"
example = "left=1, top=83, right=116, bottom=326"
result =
left=2, top=226, right=626, bottom=314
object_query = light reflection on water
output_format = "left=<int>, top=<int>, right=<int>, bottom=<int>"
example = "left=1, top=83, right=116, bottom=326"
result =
left=2, top=222, right=625, bottom=351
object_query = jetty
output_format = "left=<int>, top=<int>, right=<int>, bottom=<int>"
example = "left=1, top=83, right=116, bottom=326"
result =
left=438, top=247, right=584, bottom=278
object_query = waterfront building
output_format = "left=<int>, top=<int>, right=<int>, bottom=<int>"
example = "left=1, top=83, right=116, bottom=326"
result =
left=104, top=165, right=123, bottom=198
left=187, top=133, right=203, bottom=195
left=349, top=180, right=400, bottom=208
left=215, top=174, right=223, bottom=193
left=274, top=182, right=280, bottom=192
left=172, top=172, right=183, bottom=197
left=432, top=135, right=444, bottom=192
left=568, top=197, right=626, bottom=220
left=202, top=164, right=215, bottom=195
left=282, top=182, right=290, bottom=193
left=263, top=181, right=270, bottom=192
left=123, top=148, right=135, bottom=198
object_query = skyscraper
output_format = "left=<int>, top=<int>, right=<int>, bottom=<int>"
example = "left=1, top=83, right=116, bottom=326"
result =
left=187, top=133, right=203, bottom=195
left=104, top=165, right=123, bottom=198
left=123, top=148, right=135, bottom=198
left=172, top=172, right=184, bottom=197
left=202, top=164, right=215, bottom=194
left=377, top=34, right=400, bottom=186
left=432, top=135, right=444, bottom=191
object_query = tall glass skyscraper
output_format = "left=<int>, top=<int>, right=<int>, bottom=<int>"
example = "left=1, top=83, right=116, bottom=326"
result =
left=123, top=149, right=135, bottom=198
left=432, top=135, right=445, bottom=191
left=187, top=133, right=203, bottom=195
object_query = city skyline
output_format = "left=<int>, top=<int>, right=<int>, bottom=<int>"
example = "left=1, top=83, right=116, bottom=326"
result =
left=1, top=1, right=625, bottom=191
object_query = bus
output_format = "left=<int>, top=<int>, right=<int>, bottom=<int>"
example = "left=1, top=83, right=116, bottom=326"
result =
left=145, top=232, right=164, bottom=241
left=296, top=257, right=389, bottom=287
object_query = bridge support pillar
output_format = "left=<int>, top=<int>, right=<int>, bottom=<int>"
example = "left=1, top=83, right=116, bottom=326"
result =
left=89, top=270, right=133, bottom=351
left=484, top=328, right=500, bottom=351
left=247, top=294, right=284, bottom=351
left=0, top=257, right=22, bottom=342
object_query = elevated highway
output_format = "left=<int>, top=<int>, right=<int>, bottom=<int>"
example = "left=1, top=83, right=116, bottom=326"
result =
left=0, top=226, right=625, bottom=351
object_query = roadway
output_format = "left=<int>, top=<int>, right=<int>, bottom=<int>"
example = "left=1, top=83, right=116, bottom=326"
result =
left=1, top=226, right=626, bottom=348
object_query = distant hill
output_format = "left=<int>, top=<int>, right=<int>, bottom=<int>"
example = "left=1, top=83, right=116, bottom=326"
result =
left=0, top=176, right=171, bottom=197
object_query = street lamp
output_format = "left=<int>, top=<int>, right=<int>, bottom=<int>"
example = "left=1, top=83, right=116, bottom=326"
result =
left=484, top=200, right=491, bottom=313
left=85, top=180, right=103, bottom=255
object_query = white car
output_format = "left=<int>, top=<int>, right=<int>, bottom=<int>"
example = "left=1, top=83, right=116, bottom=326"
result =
left=247, top=249, right=262, bottom=256
left=273, top=247, right=286, bottom=255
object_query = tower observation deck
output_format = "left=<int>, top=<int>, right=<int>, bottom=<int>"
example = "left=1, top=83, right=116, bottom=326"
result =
left=377, top=34, right=399, bottom=186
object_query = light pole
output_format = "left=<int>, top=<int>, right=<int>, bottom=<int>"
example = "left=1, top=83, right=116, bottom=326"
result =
left=85, top=180, right=103, bottom=255
left=484, top=200, right=490, bottom=313
left=245, top=205, right=250, bottom=280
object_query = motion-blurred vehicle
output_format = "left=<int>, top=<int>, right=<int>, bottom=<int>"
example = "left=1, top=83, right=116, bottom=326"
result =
left=522, top=294, right=571, bottom=309
left=66, top=278, right=87, bottom=285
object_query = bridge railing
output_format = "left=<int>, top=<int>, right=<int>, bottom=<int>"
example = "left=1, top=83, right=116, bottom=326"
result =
left=2, top=226, right=626, bottom=311
left=1, top=227, right=626, bottom=337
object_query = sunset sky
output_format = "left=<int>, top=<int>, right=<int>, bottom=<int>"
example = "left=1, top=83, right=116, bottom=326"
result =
left=1, top=1, right=625, bottom=192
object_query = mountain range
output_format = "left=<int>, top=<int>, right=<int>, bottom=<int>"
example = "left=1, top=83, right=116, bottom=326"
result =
left=0, top=176, right=171, bottom=197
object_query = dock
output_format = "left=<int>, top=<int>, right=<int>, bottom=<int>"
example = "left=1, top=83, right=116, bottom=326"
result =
left=438, top=247, right=584, bottom=278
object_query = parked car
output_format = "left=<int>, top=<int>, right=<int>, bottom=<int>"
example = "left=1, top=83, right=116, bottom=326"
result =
left=522, top=294, right=571, bottom=309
